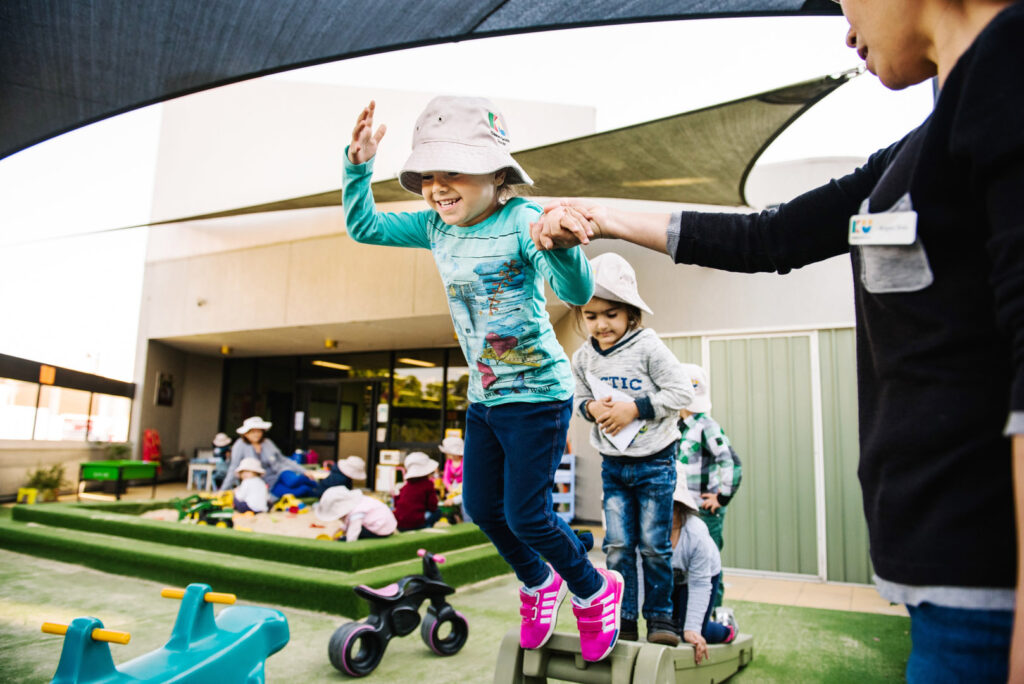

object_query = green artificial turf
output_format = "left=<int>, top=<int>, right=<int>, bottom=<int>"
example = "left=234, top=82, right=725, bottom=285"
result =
left=12, top=502, right=488, bottom=572
left=0, top=516, right=505, bottom=618
left=0, top=548, right=910, bottom=684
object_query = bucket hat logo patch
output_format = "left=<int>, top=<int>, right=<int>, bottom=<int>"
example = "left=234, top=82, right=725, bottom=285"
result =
left=488, top=112, right=509, bottom=144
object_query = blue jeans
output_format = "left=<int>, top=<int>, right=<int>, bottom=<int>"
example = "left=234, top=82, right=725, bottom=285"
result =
left=462, top=398, right=602, bottom=598
left=601, top=444, right=676, bottom=621
left=672, top=573, right=730, bottom=643
left=906, top=602, right=1012, bottom=683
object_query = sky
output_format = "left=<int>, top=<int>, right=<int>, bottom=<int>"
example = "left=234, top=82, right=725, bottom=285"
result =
left=0, top=15, right=934, bottom=382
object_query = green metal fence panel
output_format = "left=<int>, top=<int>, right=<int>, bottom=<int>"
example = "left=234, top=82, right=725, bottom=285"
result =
left=663, top=336, right=703, bottom=367
left=710, top=336, right=818, bottom=576
left=819, top=328, right=872, bottom=584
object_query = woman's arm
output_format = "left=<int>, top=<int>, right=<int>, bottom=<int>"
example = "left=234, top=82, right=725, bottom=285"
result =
left=219, top=441, right=245, bottom=492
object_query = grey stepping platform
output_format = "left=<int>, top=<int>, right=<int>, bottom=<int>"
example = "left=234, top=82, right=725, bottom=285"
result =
left=494, top=628, right=753, bottom=684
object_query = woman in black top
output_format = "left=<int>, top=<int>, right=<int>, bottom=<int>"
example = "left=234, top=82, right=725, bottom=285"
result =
left=532, top=1, right=1024, bottom=680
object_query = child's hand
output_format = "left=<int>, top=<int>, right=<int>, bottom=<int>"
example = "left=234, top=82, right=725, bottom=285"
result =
left=683, top=630, right=709, bottom=664
left=530, top=203, right=597, bottom=249
left=700, top=492, right=722, bottom=513
left=349, top=100, right=387, bottom=164
left=595, top=398, right=639, bottom=436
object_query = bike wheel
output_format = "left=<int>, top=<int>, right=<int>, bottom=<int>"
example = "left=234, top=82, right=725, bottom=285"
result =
left=328, top=622, right=386, bottom=677
left=420, top=608, right=469, bottom=656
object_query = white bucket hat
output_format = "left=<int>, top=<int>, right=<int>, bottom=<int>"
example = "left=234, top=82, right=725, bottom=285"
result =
left=212, top=432, right=232, bottom=447
left=337, top=455, right=367, bottom=481
left=438, top=436, right=464, bottom=456
left=590, top=253, right=652, bottom=314
left=673, top=463, right=699, bottom=512
left=403, top=451, right=440, bottom=479
left=237, top=416, right=272, bottom=434
left=399, top=96, right=533, bottom=195
left=679, top=363, right=712, bottom=414
left=236, top=456, right=266, bottom=476
left=314, top=486, right=363, bottom=522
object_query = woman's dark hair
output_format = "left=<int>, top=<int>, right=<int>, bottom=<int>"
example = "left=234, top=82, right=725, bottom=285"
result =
left=571, top=300, right=643, bottom=338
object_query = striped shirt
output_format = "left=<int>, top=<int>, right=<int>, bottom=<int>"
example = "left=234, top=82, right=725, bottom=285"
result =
left=678, top=414, right=742, bottom=506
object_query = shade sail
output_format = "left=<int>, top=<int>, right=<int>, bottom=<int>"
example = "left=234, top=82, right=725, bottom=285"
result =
left=141, top=71, right=855, bottom=228
left=0, top=0, right=840, bottom=161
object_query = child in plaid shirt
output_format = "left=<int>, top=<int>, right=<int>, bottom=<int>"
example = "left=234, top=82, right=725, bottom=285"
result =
left=677, top=363, right=741, bottom=608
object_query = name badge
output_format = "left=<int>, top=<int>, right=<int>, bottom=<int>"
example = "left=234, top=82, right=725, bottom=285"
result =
left=848, top=211, right=917, bottom=246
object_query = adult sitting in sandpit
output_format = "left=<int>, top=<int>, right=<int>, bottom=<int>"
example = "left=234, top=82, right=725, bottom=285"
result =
left=220, top=416, right=314, bottom=500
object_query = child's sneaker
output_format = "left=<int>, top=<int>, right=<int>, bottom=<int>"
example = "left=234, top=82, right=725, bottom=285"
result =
left=646, top=616, right=680, bottom=646
left=571, top=568, right=624, bottom=662
left=519, top=565, right=567, bottom=649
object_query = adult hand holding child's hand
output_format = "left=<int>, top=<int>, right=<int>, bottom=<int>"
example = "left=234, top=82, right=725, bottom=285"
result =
left=530, top=199, right=603, bottom=250
left=349, top=100, right=387, bottom=165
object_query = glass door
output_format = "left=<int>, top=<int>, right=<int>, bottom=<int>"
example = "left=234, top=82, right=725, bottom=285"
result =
left=295, top=379, right=384, bottom=489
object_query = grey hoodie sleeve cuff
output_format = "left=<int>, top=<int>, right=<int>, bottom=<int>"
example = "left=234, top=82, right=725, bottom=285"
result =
left=635, top=396, right=655, bottom=420
left=1005, top=412, right=1024, bottom=436
left=666, top=212, right=683, bottom=260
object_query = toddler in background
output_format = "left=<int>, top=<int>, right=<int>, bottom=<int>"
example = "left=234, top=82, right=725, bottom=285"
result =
left=233, top=457, right=269, bottom=513
left=394, top=452, right=441, bottom=531
left=670, top=463, right=737, bottom=664
left=314, top=486, right=397, bottom=542
left=571, top=252, right=693, bottom=645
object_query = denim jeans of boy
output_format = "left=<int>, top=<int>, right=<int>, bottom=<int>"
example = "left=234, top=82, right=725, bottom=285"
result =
left=462, top=398, right=602, bottom=598
left=905, top=602, right=1012, bottom=683
left=671, top=573, right=730, bottom=642
left=601, top=445, right=676, bottom=621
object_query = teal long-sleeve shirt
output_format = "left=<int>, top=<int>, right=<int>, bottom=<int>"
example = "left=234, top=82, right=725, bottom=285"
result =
left=343, top=152, right=594, bottom=405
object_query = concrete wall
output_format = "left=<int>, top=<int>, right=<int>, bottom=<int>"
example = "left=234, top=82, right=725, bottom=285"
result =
left=177, top=354, right=224, bottom=460
left=0, top=441, right=106, bottom=499
left=135, top=341, right=187, bottom=457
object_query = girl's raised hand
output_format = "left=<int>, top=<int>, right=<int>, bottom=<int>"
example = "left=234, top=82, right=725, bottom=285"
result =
left=349, top=100, right=387, bottom=165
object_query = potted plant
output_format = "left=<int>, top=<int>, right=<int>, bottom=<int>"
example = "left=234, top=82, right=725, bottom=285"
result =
left=104, top=442, right=132, bottom=460
left=24, top=464, right=68, bottom=502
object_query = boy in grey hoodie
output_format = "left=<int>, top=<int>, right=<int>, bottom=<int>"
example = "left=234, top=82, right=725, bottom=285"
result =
left=571, top=253, right=694, bottom=645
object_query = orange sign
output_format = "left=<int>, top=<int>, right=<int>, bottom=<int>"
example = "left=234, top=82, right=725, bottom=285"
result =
left=39, top=365, right=56, bottom=385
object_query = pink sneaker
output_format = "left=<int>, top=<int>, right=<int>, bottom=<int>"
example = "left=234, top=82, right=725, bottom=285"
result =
left=572, top=568, right=623, bottom=662
left=519, top=566, right=567, bottom=649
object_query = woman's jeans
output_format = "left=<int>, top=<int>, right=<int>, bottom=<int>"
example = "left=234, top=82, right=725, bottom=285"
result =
left=463, top=398, right=602, bottom=598
left=905, top=602, right=1012, bottom=684
left=671, top=573, right=730, bottom=642
left=601, top=444, right=677, bottom=621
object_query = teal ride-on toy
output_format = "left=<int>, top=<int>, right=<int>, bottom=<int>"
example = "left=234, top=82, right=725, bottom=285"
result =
left=43, top=583, right=288, bottom=683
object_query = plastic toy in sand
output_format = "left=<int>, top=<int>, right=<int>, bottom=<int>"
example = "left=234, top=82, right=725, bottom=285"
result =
left=42, top=583, right=289, bottom=683
left=328, top=548, right=468, bottom=677
left=171, top=493, right=234, bottom=528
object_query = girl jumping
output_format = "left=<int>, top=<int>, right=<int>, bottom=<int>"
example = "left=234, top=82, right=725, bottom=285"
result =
left=343, top=97, right=623, bottom=662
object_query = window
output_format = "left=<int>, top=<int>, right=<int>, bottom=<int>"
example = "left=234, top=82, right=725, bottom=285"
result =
left=87, top=393, right=132, bottom=442
left=0, top=378, right=39, bottom=439
left=391, top=351, right=445, bottom=444
left=34, top=386, right=92, bottom=441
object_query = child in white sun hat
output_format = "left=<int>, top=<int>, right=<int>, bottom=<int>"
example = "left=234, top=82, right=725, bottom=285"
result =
left=344, top=96, right=620, bottom=662
left=570, top=252, right=694, bottom=646
left=232, top=457, right=269, bottom=513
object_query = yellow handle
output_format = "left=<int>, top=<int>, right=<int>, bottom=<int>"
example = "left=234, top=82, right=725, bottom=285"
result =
left=160, top=588, right=236, bottom=604
left=41, top=622, right=131, bottom=644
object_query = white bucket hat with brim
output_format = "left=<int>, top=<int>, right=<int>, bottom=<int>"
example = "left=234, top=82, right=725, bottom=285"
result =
left=679, top=363, right=712, bottom=414
left=237, top=416, right=272, bottom=434
left=236, top=456, right=266, bottom=476
left=673, top=463, right=699, bottom=512
left=438, top=436, right=464, bottom=456
left=314, top=486, right=363, bottom=522
left=213, top=432, right=232, bottom=447
left=403, top=451, right=440, bottom=479
left=590, top=252, right=652, bottom=314
left=337, top=456, right=367, bottom=481
left=399, top=96, right=533, bottom=195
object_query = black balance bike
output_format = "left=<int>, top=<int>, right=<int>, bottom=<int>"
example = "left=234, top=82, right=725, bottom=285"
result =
left=328, top=548, right=469, bottom=677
